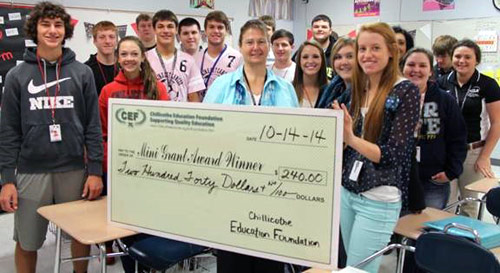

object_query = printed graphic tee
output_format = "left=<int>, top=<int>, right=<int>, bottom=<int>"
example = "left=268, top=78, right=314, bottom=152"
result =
left=147, top=49, right=205, bottom=102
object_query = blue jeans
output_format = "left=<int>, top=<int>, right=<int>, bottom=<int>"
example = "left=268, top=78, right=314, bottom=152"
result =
left=340, top=187, right=402, bottom=273
left=422, top=179, right=450, bottom=210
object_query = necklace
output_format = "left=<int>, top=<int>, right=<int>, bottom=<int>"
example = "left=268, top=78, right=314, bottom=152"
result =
left=302, top=85, right=317, bottom=108
left=272, top=62, right=291, bottom=79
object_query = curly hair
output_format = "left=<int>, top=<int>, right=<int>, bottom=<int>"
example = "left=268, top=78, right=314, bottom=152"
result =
left=24, top=1, right=73, bottom=45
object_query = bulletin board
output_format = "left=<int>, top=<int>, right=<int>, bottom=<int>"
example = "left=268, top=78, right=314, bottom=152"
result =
left=0, top=3, right=32, bottom=102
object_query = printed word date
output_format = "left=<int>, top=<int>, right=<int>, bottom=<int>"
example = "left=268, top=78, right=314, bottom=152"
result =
left=258, top=125, right=326, bottom=145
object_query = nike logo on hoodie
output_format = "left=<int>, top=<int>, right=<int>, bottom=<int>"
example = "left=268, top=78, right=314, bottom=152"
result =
left=27, top=77, right=71, bottom=94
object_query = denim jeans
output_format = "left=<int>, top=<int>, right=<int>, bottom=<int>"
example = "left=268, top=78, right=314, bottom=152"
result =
left=340, top=187, right=402, bottom=273
left=422, top=179, right=450, bottom=210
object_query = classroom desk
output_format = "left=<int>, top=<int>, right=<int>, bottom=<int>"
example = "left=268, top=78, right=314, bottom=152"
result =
left=395, top=207, right=455, bottom=240
left=394, top=207, right=500, bottom=271
left=465, top=177, right=499, bottom=194
left=463, top=177, right=499, bottom=219
left=303, top=268, right=367, bottom=273
left=304, top=209, right=453, bottom=273
left=307, top=207, right=500, bottom=273
left=37, top=197, right=137, bottom=273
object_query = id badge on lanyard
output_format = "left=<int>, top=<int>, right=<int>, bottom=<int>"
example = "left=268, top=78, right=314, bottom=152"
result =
left=349, top=160, right=363, bottom=182
left=37, top=52, right=63, bottom=142
left=49, top=124, right=62, bottom=142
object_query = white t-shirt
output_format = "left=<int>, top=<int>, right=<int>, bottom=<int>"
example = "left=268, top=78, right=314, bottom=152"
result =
left=268, top=62, right=296, bottom=83
left=195, top=46, right=242, bottom=90
left=146, top=49, right=205, bottom=102
left=266, top=50, right=275, bottom=67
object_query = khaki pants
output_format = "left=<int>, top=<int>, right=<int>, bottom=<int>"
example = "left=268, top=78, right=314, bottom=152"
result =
left=451, top=148, right=485, bottom=217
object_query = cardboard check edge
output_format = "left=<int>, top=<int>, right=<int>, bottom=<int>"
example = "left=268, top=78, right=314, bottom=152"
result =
left=106, top=98, right=344, bottom=270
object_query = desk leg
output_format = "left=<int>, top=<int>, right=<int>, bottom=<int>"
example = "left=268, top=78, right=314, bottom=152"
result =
left=478, top=196, right=486, bottom=220
left=396, top=238, right=408, bottom=273
left=54, top=227, right=61, bottom=273
left=98, top=243, right=107, bottom=273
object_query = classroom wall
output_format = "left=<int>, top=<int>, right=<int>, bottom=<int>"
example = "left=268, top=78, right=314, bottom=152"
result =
left=400, top=0, right=500, bottom=21
left=293, top=0, right=500, bottom=45
left=13, top=0, right=294, bottom=50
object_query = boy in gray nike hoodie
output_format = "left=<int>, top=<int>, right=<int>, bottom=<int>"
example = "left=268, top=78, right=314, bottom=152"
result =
left=0, top=2, right=103, bottom=273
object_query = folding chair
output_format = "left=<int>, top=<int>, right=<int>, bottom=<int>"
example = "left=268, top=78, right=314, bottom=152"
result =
left=415, top=231, right=500, bottom=273
left=486, top=187, right=500, bottom=223
left=445, top=186, right=500, bottom=221
left=353, top=226, right=500, bottom=273
left=117, top=235, right=209, bottom=273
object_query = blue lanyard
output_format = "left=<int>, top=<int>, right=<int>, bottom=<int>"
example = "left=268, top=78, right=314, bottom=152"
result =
left=155, top=48, right=177, bottom=92
left=200, top=45, right=227, bottom=87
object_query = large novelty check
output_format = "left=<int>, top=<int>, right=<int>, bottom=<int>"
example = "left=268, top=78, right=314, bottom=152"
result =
left=108, top=99, right=343, bottom=269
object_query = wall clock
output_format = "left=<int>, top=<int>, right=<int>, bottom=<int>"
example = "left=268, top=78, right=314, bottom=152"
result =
left=494, top=0, right=500, bottom=11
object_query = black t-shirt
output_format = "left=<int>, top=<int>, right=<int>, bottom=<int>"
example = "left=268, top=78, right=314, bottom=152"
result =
left=439, top=69, right=500, bottom=143
left=84, top=54, right=117, bottom=96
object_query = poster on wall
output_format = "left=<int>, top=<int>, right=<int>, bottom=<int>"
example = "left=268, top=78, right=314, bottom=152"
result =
left=190, top=0, right=215, bottom=9
left=475, top=30, right=498, bottom=53
left=423, top=0, right=455, bottom=11
left=354, top=0, right=380, bottom=17
left=0, top=4, right=32, bottom=104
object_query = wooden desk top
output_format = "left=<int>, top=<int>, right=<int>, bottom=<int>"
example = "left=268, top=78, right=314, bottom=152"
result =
left=394, top=207, right=455, bottom=240
left=304, top=267, right=366, bottom=273
left=37, top=197, right=136, bottom=245
left=465, top=178, right=499, bottom=194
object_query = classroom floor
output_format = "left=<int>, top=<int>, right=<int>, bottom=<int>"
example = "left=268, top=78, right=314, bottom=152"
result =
left=0, top=212, right=398, bottom=273
left=0, top=212, right=217, bottom=273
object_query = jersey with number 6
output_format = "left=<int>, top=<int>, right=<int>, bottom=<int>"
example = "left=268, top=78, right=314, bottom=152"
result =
left=146, top=49, right=205, bottom=102
left=195, top=46, right=242, bottom=90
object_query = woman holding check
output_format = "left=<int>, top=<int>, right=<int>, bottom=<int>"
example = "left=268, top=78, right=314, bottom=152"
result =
left=204, top=19, right=298, bottom=273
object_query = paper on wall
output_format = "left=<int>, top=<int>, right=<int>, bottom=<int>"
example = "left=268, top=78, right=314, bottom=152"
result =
left=8, top=12, right=21, bottom=21
left=5, top=28, right=19, bottom=37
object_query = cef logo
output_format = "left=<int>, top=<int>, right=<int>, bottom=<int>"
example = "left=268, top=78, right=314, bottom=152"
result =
left=115, top=108, right=146, bottom=127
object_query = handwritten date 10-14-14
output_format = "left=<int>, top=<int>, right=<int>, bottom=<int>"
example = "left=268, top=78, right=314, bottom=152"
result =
left=258, top=125, right=326, bottom=145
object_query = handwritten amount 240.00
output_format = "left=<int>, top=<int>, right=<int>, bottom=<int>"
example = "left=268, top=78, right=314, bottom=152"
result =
left=258, top=125, right=326, bottom=145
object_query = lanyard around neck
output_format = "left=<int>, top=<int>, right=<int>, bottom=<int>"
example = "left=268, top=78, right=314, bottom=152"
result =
left=455, top=84, right=473, bottom=111
left=156, top=47, right=177, bottom=91
left=36, top=51, right=62, bottom=124
left=97, top=60, right=117, bottom=85
left=243, top=68, right=267, bottom=106
left=201, top=44, right=227, bottom=87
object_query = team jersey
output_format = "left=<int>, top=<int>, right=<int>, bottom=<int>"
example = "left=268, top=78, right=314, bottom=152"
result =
left=146, top=49, right=205, bottom=102
left=195, top=45, right=242, bottom=91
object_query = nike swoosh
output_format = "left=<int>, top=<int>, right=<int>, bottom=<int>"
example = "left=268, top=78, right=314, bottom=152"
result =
left=27, top=77, right=71, bottom=94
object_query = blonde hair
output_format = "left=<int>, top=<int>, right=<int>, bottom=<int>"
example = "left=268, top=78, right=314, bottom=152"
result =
left=351, top=22, right=401, bottom=143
